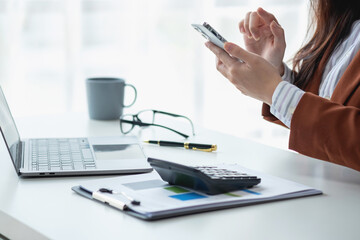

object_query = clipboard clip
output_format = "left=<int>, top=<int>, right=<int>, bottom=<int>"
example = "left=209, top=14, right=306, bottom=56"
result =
left=97, top=188, right=141, bottom=206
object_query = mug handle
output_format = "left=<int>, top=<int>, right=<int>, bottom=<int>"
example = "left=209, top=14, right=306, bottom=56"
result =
left=123, top=83, right=137, bottom=107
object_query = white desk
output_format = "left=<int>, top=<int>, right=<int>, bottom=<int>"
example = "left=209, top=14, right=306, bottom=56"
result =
left=1, top=114, right=360, bottom=240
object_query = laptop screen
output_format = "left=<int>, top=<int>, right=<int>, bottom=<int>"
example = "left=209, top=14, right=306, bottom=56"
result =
left=0, top=87, right=21, bottom=168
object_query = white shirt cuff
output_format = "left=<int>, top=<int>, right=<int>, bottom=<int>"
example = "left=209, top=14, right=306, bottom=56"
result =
left=281, top=63, right=294, bottom=83
left=270, top=81, right=305, bottom=128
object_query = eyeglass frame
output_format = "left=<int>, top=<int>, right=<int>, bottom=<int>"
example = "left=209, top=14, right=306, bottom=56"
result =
left=119, top=109, right=195, bottom=138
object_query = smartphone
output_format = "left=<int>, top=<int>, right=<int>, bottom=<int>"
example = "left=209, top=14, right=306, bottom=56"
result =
left=191, top=22, right=227, bottom=50
left=192, top=22, right=244, bottom=62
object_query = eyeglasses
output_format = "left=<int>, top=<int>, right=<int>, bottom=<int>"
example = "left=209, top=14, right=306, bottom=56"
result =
left=120, top=109, right=195, bottom=138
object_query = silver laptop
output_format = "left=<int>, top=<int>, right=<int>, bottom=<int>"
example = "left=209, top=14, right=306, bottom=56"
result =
left=0, top=87, right=152, bottom=177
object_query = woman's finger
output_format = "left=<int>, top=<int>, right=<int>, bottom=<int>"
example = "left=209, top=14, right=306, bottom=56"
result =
left=215, top=58, right=230, bottom=79
left=249, top=12, right=262, bottom=40
left=205, top=42, right=237, bottom=67
left=270, top=20, right=286, bottom=50
left=243, top=11, right=252, bottom=38
left=239, top=20, right=246, bottom=34
left=257, top=7, right=278, bottom=25
left=224, top=42, right=258, bottom=65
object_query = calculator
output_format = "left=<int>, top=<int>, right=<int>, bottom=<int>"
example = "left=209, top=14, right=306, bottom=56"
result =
left=148, top=158, right=261, bottom=195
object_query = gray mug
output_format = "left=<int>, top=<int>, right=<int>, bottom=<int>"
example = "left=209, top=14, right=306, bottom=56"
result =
left=86, top=77, right=137, bottom=120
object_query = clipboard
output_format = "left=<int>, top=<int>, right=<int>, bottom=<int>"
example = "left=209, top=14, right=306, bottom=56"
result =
left=72, top=165, right=322, bottom=221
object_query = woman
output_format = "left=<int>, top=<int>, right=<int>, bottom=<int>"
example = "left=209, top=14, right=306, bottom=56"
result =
left=205, top=1, right=360, bottom=171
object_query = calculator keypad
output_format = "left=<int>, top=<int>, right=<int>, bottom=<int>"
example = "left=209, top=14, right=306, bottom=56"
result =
left=194, top=166, right=257, bottom=180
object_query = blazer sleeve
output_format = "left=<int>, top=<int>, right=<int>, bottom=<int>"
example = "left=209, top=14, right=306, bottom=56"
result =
left=289, top=91, right=360, bottom=171
left=289, top=48, right=360, bottom=171
left=261, top=104, right=288, bottom=128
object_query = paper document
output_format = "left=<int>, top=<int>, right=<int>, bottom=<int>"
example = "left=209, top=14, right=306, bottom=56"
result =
left=73, top=163, right=322, bottom=220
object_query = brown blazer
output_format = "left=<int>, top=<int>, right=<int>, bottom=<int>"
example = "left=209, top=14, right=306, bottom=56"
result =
left=262, top=49, right=360, bottom=172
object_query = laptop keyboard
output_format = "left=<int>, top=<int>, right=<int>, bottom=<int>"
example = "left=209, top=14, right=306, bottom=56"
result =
left=30, top=138, right=96, bottom=171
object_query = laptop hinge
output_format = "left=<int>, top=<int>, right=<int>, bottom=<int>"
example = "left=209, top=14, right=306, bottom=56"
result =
left=18, top=141, right=25, bottom=170
left=0, top=127, right=22, bottom=175
left=14, top=140, right=25, bottom=175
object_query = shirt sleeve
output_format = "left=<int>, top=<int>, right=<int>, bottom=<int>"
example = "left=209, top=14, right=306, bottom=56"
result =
left=281, top=63, right=294, bottom=83
left=270, top=81, right=305, bottom=128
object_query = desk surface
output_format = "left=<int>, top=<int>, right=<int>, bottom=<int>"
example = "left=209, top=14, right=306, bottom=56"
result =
left=1, top=114, right=360, bottom=240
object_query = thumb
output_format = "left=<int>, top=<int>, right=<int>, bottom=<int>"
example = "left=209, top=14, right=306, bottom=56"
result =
left=270, top=20, right=285, bottom=47
left=224, top=42, right=256, bottom=64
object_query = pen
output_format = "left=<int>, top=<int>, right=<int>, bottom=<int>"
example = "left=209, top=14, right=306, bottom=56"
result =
left=93, top=191, right=129, bottom=210
left=144, top=140, right=217, bottom=152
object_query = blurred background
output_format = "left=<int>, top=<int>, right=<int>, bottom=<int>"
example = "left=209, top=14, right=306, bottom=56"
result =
left=0, top=0, right=308, bottom=150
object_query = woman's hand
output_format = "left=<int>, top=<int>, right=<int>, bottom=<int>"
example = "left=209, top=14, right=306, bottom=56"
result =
left=239, top=7, right=286, bottom=75
left=205, top=41, right=282, bottom=106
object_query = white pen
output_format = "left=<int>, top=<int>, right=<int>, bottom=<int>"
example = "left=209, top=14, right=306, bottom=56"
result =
left=92, top=191, right=128, bottom=210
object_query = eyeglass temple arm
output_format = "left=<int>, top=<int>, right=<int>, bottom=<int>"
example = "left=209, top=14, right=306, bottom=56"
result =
left=152, top=110, right=195, bottom=135
left=150, top=123, right=189, bottom=138
left=122, top=119, right=189, bottom=138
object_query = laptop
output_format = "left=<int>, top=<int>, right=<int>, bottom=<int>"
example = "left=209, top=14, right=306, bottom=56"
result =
left=0, top=86, right=152, bottom=177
